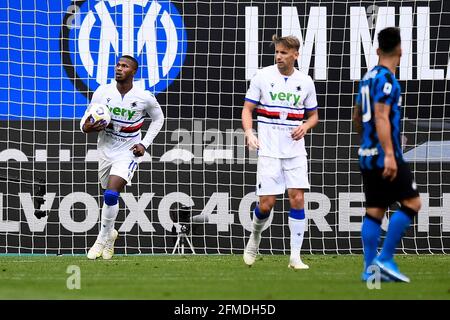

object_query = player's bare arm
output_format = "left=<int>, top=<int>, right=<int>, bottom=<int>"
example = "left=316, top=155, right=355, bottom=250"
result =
left=81, top=116, right=107, bottom=133
left=352, top=104, right=362, bottom=135
left=291, top=109, right=318, bottom=141
left=242, top=100, right=259, bottom=150
left=130, top=143, right=146, bottom=157
left=374, top=102, right=397, bottom=181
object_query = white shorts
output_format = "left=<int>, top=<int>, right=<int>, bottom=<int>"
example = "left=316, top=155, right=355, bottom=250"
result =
left=256, top=156, right=310, bottom=196
left=98, top=158, right=139, bottom=189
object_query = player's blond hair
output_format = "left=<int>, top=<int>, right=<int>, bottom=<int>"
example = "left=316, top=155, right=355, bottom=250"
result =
left=271, top=34, right=300, bottom=51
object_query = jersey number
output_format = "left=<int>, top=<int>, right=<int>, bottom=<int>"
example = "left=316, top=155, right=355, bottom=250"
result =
left=128, top=160, right=138, bottom=178
left=361, top=85, right=371, bottom=122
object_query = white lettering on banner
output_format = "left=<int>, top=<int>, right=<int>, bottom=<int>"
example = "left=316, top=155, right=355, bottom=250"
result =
left=245, top=6, right=259, bottom=80
left=338, top=193, right=388, bottom=232
left=245, top=6, right=447, bottom=80
left=0, top=149, right=28, bottom=162
left=282, top=6, right=327, bottom=80
left=4, top=126, right=245, bottom=165
left=338, top=192, right=365, bottom=232
left=399, top=7, right=413, bottom=80
left=20, top=193, right=55, bottom=232
left=238, top=192, right=273, bottom=232
left=246, top=6, right=327, bottom=80
left=35, top=149, right=47, bottom=162
left=201, top=192, right=234, bottom=232
left=0, top=192, right=448, bottom=233
left=0, top=193, right=19, bottom=232
left=349, top=6, right=445, bottom=80
left=239, top=192, right=332, bottom=232
left=119, top=193, right=155, bottom=232
left=4, top=134, right=445, bottom=167
left=417, top=7, right=445, bottom=80
left=418, top=193, right=450, bottom=232
left=18, top=149, right=154, bottom=163
left=158, top=192, right=195, bottom=231
left=305, top=192, right=332, bottom=232
left=350, top=7, right=395, bottom=80
left=59, top=192, right=99, bottom=233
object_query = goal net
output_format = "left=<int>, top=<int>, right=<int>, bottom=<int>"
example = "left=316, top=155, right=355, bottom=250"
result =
left=0, top=0, right=449, bottom=255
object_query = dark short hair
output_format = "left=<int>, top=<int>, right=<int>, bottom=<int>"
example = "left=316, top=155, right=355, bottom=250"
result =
left=378, top=27, right=401, bottom=54
left=120, top=55, right=139, bottom=70
left=271, top=34, right=300, bottom=51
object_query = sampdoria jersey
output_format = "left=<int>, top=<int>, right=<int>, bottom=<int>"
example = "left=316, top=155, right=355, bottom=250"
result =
left=245, top=64, right=318, bottom=158
left=80, top=82, right=163, bottom=161
left=355, top=65, right=404, bottom=170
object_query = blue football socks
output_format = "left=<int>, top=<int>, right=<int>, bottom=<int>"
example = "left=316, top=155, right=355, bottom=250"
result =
left=379, top=209, right=412, bottom=261
left=361, top=214, right=382, bottom=269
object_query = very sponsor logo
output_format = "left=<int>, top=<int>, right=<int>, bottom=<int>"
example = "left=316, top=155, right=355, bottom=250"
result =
left=108, top=106, right=136, bottom=120
left=269, top=91, right=301, bottom=106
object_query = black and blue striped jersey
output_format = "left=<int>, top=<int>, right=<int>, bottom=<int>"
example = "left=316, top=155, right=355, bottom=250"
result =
left=355, top=65, right=403, bottom=170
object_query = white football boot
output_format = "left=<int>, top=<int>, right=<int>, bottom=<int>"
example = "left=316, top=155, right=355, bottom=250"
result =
left=243, top=232, right=261, bottom=266
left=288, top=256, right=309, bottom=270
left=102, top=229, right=118, bottom=260
left=87, top=238, right=106, bottom=260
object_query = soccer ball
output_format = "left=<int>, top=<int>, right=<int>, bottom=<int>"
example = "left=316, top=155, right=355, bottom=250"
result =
left=89, top=103, right=111, bottom=126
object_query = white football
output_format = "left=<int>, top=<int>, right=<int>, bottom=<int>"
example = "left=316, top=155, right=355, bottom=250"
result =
left=89, top=103, right=111, bottom=126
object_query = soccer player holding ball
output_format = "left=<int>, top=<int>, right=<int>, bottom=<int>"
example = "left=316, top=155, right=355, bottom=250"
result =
left=353, top=27, right=421, bottom=282
left=242, top=35, right=319, bottom=269
left=80, top=55, right=164, bottom=260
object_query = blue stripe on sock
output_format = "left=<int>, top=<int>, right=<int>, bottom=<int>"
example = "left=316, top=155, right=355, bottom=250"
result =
left=254, top=206, right=269, bottom=220
left=289, top=208, right=305, bottom=220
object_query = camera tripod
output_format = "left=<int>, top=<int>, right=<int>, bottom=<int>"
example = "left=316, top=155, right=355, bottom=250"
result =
left=171, top=223, right=196, bottom=254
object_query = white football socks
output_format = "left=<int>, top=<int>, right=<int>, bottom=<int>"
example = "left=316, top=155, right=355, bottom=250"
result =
left=98, top=203, right=119, bottom=241
left=252, top=214, right=268, bottom=235
left=289, top=217, right=305, bottom=259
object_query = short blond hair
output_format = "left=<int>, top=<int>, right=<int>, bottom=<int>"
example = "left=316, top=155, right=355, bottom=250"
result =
left=272, top=34, right=300, bottom=51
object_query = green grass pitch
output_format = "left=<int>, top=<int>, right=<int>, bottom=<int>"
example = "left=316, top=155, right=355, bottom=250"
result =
left=0, top=254, right=449, bottom=299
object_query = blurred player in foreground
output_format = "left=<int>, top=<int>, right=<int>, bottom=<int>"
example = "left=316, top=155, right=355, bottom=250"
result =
left=353, top=27, right=421, bottom=282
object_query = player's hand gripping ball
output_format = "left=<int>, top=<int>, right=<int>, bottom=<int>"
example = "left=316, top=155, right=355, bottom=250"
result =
left=89, top=103, right=111, bottom=126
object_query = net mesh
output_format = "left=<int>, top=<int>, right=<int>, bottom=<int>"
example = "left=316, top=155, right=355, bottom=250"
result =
left=0, top=0, right=449, bottom=255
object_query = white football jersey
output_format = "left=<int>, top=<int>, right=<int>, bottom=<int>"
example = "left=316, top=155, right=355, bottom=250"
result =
left=245, top=64, right=318, bottom=158
left=80, top=82, right=163, bottom=161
